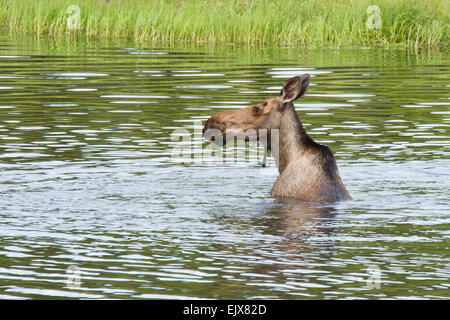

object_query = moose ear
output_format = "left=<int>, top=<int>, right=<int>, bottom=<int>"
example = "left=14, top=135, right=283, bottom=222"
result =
left=280, top=74, right=310, bottom=103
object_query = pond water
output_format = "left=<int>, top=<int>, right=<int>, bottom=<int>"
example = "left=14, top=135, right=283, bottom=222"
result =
left=0, top=35, right=449, bottom=299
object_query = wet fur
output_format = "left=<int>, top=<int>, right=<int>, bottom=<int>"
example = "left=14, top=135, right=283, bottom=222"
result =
left=270, top=103, right=351, bottom=203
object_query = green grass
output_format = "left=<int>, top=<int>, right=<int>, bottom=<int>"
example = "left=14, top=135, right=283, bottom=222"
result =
left=0, top=0, right=448, bottom=48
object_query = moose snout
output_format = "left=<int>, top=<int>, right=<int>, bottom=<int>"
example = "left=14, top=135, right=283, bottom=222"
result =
left=203, top=116, right=226, bottom=145
left=202, top=117, right=218, bottom=135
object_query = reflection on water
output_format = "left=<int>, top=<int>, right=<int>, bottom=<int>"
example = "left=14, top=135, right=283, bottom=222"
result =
left=0, top=36, right=449, bottom=299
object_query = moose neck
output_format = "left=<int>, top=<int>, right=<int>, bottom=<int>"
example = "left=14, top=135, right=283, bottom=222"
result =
left=274, top=104, right=314, bottom=173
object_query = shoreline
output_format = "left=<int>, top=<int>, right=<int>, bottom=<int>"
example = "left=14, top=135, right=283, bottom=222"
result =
left=0, top=0, right=448, bottom=49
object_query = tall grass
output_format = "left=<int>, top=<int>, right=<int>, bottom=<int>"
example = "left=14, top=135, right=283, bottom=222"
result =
left=0, top=0, right=448, bottom=48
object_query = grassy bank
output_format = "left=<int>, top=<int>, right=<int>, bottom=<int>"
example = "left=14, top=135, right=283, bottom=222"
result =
left=0, top=0, right=448, bottom=48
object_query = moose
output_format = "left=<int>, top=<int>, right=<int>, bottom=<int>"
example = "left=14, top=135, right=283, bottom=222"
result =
left=202, top=74, right=351, bottom=203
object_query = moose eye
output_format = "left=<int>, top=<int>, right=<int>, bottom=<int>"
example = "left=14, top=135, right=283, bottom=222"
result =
left=253, top=106, right=260, bottom=114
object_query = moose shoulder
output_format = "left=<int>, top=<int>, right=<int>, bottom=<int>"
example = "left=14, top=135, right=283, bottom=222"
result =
left=203, top=74, right=352, bottom=203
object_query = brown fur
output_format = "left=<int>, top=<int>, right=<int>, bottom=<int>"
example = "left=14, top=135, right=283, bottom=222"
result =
left=203, top=74, right=352, bottom=203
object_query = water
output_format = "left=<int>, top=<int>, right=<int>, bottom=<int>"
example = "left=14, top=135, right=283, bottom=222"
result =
left=0, top=35, right=449, bottom=299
